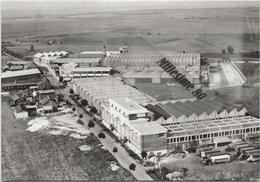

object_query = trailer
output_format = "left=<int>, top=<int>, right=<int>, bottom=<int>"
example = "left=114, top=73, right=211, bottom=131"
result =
left=201, top=149, right=221, bottom=158
left=197, top=147, right=213, bottom=156
left=234, top=144, right=249, bottom=152
left=240, top=147, right=256, bottom=154
left=232, top=141, right=247, bottom=147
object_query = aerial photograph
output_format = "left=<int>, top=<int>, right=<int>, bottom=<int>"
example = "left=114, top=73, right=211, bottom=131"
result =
left=1, top=0, right=259, bottom=181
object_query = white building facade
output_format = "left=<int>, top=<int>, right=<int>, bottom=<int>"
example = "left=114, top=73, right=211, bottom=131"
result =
left=101, top=98, right=168, bottom=156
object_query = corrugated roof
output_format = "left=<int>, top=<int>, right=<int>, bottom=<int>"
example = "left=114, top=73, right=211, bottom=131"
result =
left=166, top=102, right=195, bottom=116
left=182, top=100, right=207, bottom=115
left=190, top=100, right=218, bottom=114
left=156, top=103, right=184, bottom=118
left=1, top=69, right=41, bottom=79
left=148, top=104, right=171, bottom=119
left=39, top=96, right=51, bottom=105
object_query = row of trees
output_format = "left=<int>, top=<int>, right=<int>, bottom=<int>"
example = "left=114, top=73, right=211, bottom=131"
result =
left=69, top=91, right=139, bottom=172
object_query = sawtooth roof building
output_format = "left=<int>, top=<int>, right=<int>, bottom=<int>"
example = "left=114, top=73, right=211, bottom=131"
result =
left=147, top=99, right=247, bottom=124
left=70, top=75, right=260, bottom=156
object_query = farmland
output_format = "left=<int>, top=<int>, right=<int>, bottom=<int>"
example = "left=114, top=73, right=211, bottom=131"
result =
left=2, top=7, right=259, bottom=55
left=1, top=102, right=135, bottom=180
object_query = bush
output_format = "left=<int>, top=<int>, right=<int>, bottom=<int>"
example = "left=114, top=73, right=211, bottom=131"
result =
left=72, top=107, right=76, bottom=112
left=129, top=163, right=136, bottom=171
left=141, top=151, right=147, bottom=159
left=113, top=147, right=118, bottom=153
left=69, top=89, right=74, bottom=94
left=77, top=120, right=84, bottom=125
left=90, top=107, right=97, bottom=114
left=227, top=45, right=234, bottom=54
left=98, top=132, right=106, bottom=139
left=127, top=148, right=141, bottom=160
left=79, top=114, right=83, bottom=118
left=88, top=120, right=95, bottom=128
left=81, top=99, right=88, bottom=106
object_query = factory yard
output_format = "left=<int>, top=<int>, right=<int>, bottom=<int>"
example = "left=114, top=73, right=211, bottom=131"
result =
left=160, top=152, right=260, bottom=181
left=1, top=101, right=135, bottom=181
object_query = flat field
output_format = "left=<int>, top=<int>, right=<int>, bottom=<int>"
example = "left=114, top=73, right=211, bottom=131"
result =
left=2, top=7, right=259, bottom=55
left=1, top=102, right=135, bottom=180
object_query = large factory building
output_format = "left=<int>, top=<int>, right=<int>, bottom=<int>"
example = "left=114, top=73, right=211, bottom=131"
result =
left=70, top=76, right=260, bottom=157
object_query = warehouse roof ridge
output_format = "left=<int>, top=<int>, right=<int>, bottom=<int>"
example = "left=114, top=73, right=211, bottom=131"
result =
left=1, top=68, right=41, bottom=79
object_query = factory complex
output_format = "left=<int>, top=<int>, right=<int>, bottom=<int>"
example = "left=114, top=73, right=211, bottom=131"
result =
left=2, top=47, right=259, bottom=157
left=70, top=75, right=259, bottom=155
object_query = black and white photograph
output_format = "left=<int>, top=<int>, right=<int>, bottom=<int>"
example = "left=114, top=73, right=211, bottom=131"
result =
left=1, top=0, right=260, bottom=181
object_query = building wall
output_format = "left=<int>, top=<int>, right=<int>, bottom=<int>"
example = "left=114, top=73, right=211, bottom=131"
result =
left=167, top=127, right=260, bottom=150
left=101, top=105, right=142, bottom=153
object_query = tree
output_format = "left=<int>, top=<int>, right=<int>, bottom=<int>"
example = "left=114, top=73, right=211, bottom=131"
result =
left=222, top=49, right=226, bottom=54
left=98, top=132, right=106, bottom=139
left=113, top=147, right=118, bottom=153
left=227, top=45, right=234, bottom=54
left=88, top=120, right=95, bottom=128
left=110, top=124, right=115, bottom=131
left=90, top=107, right=97, bottom=114
left=81, top=99, right=88, bottom=107
left=141, top=151, right=147, bottom=159
left=72, top=107, right=76, bottom=112
left=129, top=163, right=136, bottom=171
left=79, top=114, right=83, bottom=118
left=69, top=89, right=74, bottom=94
left=59, top=76, right=63, bottom=82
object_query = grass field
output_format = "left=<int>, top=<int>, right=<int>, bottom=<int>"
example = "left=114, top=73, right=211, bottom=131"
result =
left=1, top=102, right=135, bottom=180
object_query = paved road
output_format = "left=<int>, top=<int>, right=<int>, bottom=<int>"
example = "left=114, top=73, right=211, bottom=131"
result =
left=62, top=89, right=153, bottom=181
